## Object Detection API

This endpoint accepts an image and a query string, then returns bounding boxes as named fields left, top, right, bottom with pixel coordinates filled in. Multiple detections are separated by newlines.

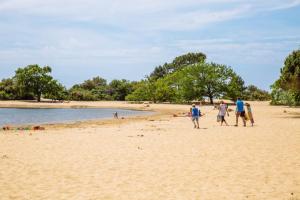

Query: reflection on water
left=0, top=108, right=151, bottom=126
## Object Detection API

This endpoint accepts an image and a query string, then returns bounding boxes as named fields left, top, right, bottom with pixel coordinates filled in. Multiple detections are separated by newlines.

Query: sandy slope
left=0, top=101, right=299, bottom=200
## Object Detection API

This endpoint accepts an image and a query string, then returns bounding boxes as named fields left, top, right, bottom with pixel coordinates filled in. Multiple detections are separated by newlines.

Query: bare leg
left=192, top=119, right=196, bottom=128
left=242, top=117, right=246, bottom=127
left=196, top=119, right=199, bottom=129
left=235, top=113, right=239, bottom=126
left=224, top=120, right=229, bottom=126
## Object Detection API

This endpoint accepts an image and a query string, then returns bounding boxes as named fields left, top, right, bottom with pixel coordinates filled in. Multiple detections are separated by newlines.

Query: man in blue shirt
left=190, top=104, right=201, bottom=129
left=235, top=97, right=246, bottom=127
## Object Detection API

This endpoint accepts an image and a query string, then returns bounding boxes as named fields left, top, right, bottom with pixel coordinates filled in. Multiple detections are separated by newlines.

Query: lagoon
left=0, top=108, right=151, bottom=126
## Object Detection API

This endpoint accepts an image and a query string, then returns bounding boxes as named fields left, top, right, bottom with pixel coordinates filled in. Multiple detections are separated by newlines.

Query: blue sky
left=0, top=0, right=299, bottom=90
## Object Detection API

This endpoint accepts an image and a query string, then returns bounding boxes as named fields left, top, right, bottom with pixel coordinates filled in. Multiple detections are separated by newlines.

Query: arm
left=226, top=107, right=229, bottom=116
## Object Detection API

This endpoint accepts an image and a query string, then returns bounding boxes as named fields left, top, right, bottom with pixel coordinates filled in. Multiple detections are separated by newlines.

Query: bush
left=271, top=88, right=299, bottom=106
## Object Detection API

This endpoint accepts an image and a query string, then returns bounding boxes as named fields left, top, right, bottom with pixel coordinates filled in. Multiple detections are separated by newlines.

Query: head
left=220, top=100, right=224, bottom=104
left=245, top=103, right=250, bottom=107
left=237, top=97, right=241, bottom=101
left=192, top=104, right=195, bottom=107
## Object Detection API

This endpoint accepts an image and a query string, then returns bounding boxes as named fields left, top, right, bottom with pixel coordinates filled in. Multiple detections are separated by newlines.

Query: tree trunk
left=209, top=95, right=214, bottom=104
left=37, top=93, right=41, bottom=102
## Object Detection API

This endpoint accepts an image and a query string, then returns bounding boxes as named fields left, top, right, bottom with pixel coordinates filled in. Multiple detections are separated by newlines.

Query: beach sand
left=0, top=101, right=299, bottom=200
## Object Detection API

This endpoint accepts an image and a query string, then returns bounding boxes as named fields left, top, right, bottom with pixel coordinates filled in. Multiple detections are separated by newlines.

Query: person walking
left=245, top=103, right=254, bottom=126
left=190, top=104, right=200, bottom=129
left=235, top=97, right=246, bottom=127
left=218, top=101, right=229, bottom=126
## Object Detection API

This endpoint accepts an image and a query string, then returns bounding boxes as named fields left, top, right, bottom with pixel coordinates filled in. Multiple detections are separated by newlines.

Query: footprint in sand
left=1, top=155, right=9, bottom=159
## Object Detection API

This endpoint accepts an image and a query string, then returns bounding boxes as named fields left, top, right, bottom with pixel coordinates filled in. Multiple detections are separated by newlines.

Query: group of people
left=190, top=98, right=254, bottom=129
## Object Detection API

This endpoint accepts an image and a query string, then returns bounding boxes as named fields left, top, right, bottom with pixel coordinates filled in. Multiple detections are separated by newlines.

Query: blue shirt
left=192, top=107, right=200, bottom=117
left=236, top=100, right=244, bottom=112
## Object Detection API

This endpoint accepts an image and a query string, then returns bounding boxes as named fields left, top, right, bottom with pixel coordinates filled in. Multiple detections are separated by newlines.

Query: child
left=245, top=103, right=254, bottom=126
left=218, top=101, right=229, bottom=126
left=190, top=104, right=201, bottom=129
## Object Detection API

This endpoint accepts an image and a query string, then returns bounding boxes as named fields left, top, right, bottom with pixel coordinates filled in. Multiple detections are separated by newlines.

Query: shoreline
left=0, top=101, right=184, bottom=130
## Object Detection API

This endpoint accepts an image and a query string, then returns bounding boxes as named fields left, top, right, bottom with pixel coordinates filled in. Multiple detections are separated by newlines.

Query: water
left=0, top=108, right=152, bottom=126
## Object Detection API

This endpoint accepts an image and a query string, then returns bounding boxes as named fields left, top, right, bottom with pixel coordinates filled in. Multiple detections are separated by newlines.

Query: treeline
left=0, top=52, right=271, bottom=103
left=270, top=49, right=300, bottom=106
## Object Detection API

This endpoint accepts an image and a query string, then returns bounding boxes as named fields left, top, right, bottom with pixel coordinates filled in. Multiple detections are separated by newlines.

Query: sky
left=0, top=0, right=300, bottom=90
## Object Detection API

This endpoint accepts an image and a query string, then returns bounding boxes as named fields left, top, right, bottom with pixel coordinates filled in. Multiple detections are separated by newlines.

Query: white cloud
left=0, top=0, right=299, bottom=28
left=0, top=0, right=299, bottom=89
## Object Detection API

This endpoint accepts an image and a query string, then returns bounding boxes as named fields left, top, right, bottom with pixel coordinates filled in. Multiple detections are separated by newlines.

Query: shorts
left=220, top=115, right=225, bottom=122
left=237, top=111, right=245, bottom=117
left=192, top=116, right=199, bottom=121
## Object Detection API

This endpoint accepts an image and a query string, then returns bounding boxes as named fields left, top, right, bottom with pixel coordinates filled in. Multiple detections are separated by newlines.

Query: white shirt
left=219, top=104, right=227, bottom=116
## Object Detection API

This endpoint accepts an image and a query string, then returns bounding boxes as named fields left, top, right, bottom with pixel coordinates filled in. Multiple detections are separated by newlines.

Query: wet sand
left=0, top=101, right=299, bottom=200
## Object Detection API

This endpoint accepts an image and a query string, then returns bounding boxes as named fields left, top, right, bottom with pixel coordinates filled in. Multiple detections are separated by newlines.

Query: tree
left=163, top=69, right=200, bottom=102
left=44, top=80, right=68, bottom=101
left=80, top=76, right=107, bottom=90
left=271, top=49, right=300, bottom=106
left=243, top=85, right=270, bottom=101
left=277, top=49, right=300, bottom=91
left=69, top=76, right=110, bottom=101
left=108, top=79, right=133, bottom=101
left=149, top=64, right=169, bottom=80
left=129, top=61, right=246, bottom=104
left=186, top=62, right=234, bottom=104
left=0, top=78, right=17, bottom=100
left=153, top=78, right=176, bottom=102
left=69, top=88, right=96, bottom=101
left=14, top=65, right=56, bottom=102
left=224, top=73, right=246, bottom=101
left=125, top=80, right=152, bottom=101
left=171, top=52, right=207, bottom=71
left=150, top=52, right=206, bottom=80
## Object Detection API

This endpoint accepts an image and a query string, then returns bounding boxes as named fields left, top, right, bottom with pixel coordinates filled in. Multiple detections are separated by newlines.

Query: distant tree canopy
left=271, top=49, right=300, bottom=106
left=277, top=50, right=300, bottom=91
left=14, top=65, right=52, bottom=102
left=128, top=62, right=247, bottom=104
left=150, top=52, right=206, bottom=80
left=0, top=52, right=271, bottom=103
left=0, top=78, right=19, bottom=100
left=69, top=77, right=133, bottom=101
left=243, top=85, right=271, bottom=101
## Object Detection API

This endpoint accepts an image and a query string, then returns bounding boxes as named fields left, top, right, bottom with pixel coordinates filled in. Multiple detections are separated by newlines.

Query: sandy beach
left=0, top=101, right=299, bottom=200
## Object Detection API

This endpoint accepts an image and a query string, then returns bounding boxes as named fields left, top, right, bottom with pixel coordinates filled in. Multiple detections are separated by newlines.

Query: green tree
left=171, top=52, right=207, bottom=71
left=150, top=52, right=206, bottom=80
left=225, top=73, right=246, bottom=101
left=277, top=49, right=300, bottom=91
left=80, top=76, right=107, bottom=90
left=163, top=69, right=199, bottom=102
left=0, top=78, right=17, bottom=100
left=108, top=79, right=133, bottom=101
left=14, top=65, right=56, bottom=102
left=153, top=78, right=176, bottom=102
left=69, top=76, right=109, bottom=101
left=187, top=62, right=234, bottom=104
left=243, top=85, right=271, bottom=101
left=44, top=80, right=69, bottom=101
left=125, top=80, right=152, bottom=101
left=271, top=49, right=300, bottom=106
left=69, top=88, right=96, bottom=101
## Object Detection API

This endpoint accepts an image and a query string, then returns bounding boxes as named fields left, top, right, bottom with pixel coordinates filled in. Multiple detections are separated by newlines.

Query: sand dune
left=0, top=101, right=299, bottom=200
